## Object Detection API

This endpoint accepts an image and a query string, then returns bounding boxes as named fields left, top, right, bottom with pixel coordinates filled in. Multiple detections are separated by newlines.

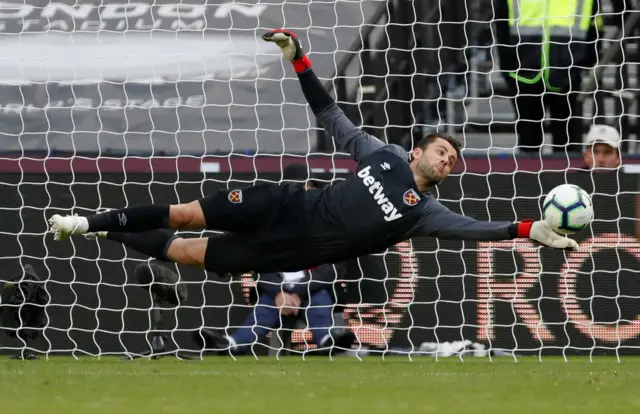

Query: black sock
left=106, top=230, right=177, bottom=262
left=87, top=205, right=170, bottom=233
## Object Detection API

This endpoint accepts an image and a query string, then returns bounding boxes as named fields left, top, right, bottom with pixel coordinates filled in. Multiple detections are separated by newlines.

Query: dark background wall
left=0, top=171, right=637, bottom=356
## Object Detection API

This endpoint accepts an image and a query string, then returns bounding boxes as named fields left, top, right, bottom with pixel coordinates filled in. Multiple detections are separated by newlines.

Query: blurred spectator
left=195, top=262, right=355, bottom=355
left=581, top=124, right=621, bottom=171
left=493, top=0, right=603, bottom=153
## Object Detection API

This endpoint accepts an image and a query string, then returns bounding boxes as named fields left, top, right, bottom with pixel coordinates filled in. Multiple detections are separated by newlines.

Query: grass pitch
left=0, top=356, right=638, bottom=413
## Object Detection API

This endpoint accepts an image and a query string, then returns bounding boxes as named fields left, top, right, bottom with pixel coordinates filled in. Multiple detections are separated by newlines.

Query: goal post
left=0, top=0, right=639, bottom=359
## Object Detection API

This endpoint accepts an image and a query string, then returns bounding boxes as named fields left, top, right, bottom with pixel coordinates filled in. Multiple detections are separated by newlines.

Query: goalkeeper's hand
left=262, top=29, right=312, bottom=72
left=527, top=220, right=578, bottom=249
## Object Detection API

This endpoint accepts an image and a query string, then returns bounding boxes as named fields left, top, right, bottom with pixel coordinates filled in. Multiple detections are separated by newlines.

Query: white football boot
left=48, top=214, right=89, bottom=241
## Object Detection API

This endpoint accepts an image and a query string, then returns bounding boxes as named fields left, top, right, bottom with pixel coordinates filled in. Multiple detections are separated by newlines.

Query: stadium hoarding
left=0, top=0, right=382, bottom=156
left=398, top=170, right=640, bottom=355
left=0, top=170, right=638, bottom=356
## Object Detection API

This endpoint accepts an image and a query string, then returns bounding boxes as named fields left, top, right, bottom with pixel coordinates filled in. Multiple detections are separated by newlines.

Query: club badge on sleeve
left=228, top=190, right=243, bottom=204
left=403, top=189, right=420, bottom=206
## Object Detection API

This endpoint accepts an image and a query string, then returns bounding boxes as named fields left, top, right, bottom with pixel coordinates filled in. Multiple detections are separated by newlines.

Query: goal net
left=0, top=0, right=638, bottom=359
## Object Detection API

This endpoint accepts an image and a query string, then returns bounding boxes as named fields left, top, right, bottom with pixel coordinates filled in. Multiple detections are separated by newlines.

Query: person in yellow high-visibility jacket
left=494, top=0, right=603, bottom=153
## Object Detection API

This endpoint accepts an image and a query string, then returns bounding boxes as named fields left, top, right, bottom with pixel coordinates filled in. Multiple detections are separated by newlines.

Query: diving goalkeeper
left=47, top=29, right=577, bottom=276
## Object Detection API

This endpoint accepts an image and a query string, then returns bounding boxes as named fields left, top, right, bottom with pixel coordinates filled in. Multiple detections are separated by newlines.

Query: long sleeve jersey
left=296, top=70, right=518, bottom=264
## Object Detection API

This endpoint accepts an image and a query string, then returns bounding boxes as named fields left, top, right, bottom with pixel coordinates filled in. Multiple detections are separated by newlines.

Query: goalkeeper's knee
left=106, top=230, right=180, bottom=263
left=164, top=237, right=208, bottom=268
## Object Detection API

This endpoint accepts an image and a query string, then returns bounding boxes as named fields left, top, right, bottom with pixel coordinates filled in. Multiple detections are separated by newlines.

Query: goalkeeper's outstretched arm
left=297, top=69, right=386, bottom=162
left=263, top=29, right=386, bottom=162
left=415, top=196, right=578, bottom=249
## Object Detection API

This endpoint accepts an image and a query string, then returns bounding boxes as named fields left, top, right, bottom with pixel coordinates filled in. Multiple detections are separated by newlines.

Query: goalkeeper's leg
left=49, top=201, right=207, bottom=241
left=96, top=230, right=208, bottom=269
left=92, top=230, right=261, bottom=276
left=49, top=184, right=296, bottom=241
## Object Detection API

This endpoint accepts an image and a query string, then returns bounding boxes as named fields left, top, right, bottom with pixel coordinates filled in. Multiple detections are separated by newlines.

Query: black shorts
left=199, top=183, right=311, bottom=276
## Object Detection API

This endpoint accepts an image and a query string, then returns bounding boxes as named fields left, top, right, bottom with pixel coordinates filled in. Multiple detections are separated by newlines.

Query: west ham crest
left=403, top=189, right=420, bottom=206
left=228, top=190, right=243, bottom=204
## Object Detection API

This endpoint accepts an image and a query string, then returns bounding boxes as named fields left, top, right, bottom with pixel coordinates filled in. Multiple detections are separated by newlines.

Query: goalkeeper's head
left=409, top=133, right=462, bottom=190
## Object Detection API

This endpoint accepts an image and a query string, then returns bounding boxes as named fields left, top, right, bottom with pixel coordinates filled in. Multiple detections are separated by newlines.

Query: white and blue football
left=542, top=184, right=594, bottom=235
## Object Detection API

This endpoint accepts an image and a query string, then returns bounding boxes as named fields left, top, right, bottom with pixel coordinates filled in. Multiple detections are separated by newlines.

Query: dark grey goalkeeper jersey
left=303, top=104, right=516, bottom=263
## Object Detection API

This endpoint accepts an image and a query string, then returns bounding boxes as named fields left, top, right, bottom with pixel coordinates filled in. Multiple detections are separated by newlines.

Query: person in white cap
left=582, top=124, right=621, bottom=171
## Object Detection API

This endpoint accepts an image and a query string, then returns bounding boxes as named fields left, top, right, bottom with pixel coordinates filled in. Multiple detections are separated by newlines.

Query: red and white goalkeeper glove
left=262, top=29, right=312, bottom=73
left=517, top=219, right=578, bottom=249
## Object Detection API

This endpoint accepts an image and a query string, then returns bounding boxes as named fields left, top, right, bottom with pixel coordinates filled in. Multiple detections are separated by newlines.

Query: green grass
left=0, top=356, right=638, bottom=413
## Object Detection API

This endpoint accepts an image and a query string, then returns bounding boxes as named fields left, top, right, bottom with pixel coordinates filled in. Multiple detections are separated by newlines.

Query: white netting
left=0, top=0, right=639, bottom=360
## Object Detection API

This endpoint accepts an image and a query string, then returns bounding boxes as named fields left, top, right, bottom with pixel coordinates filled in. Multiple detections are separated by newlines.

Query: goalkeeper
left=47, top=29, right=577, bottom=276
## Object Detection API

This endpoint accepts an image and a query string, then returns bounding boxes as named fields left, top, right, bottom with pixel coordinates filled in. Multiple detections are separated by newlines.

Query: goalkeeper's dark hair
left=413, top=133, right=462, bottom=160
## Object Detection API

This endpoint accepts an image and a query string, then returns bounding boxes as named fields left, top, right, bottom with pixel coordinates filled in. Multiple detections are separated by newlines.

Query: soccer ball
left=542, top=184, right=594, bottom=235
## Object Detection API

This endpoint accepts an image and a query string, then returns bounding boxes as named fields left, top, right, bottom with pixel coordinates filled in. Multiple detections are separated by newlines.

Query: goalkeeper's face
left=415, top=138, right=458, bottom=186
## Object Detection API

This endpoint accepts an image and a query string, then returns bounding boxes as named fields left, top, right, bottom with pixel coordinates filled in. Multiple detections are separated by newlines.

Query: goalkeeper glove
left=517, top=219, right=578, bottom=249
left=262, top=29, right=312, bottom=73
